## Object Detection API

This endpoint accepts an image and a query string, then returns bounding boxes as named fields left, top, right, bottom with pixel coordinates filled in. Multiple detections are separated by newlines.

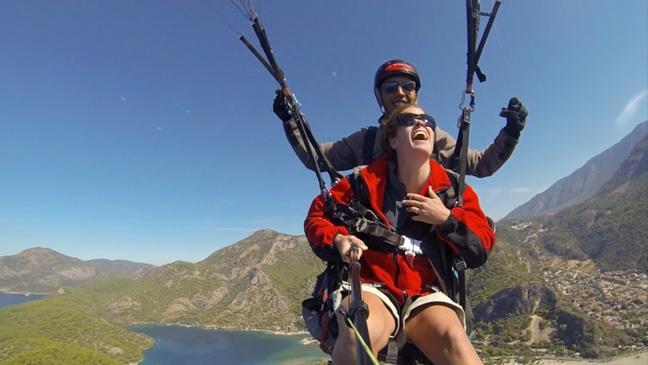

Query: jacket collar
left=359, top=155, right=452, bottom=227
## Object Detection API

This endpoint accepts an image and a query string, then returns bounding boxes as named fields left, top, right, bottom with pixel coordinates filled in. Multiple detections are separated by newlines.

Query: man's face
left=379, top=76, right=419, bottom=114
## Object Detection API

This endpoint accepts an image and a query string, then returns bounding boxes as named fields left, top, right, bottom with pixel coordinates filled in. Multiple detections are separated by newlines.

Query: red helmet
left=374, top=59, right=421, bottom=110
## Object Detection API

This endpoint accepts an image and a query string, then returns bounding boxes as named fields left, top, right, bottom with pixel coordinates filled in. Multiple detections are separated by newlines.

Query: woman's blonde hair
left=380, top=103, right=421, bottom=153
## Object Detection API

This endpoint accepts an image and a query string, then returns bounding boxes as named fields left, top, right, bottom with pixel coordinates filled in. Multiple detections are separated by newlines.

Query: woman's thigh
left=337, top=291, right=397, bottom=352
left=405, top=304, right=471, bottom=357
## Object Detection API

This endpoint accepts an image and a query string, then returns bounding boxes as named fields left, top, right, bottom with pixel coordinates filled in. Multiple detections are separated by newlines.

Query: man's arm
left=274, top=90, right=372, bottom=172
left=434, top=97, right=527, bottom=178
left=282, top=116, right=374, bottom=172
left=434, top=126, right=519, bottom=178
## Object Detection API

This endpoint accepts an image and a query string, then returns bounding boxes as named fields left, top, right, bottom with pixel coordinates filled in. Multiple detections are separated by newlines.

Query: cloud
left=616, top=90, right=648, bottom=126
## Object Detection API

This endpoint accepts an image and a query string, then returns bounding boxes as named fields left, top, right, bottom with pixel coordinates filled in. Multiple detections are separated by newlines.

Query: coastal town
left=543, top=264, right=647, bottom=347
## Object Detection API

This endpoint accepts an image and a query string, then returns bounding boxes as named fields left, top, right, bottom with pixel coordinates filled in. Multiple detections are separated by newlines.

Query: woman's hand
left=403, top=186, right=451, bottom=225
left=334, top=234, right=368, bottom=263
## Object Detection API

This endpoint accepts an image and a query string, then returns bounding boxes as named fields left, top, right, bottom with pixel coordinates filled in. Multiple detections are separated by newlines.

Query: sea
left=0, top=292, right=46, bottom=308
left=131, top=324, right=328, bottom=365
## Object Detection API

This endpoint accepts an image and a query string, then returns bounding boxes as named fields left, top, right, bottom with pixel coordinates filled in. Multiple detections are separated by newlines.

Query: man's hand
left=500, top=97, right=528, bottom=138
left=403, top=187, right=451, bottom=225
left=333, top=234, right=368, bottom=263
left=272, top=89, right=292, bottom=122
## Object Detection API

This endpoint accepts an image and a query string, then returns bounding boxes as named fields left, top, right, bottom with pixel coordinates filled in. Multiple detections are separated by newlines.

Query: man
left=273, top=59, right=527, bottom=176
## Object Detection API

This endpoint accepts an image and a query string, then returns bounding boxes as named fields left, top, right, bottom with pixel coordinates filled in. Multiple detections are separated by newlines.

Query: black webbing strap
left=456, top=109, right=471, bottom=207
left=362, top=126, right=378, bottom=165
left=330, top=202, right=403, bottom=249
left=455, top=0, right=501, bottom=205
left=239, top=14, right=342, bottom=191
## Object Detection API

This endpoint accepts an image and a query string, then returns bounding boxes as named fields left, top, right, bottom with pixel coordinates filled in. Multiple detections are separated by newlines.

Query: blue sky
left=1, top=1, right=646, bottom=265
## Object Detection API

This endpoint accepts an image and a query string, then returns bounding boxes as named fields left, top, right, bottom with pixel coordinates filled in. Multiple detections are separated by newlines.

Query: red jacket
left=304, top=156, right=495, bottom=304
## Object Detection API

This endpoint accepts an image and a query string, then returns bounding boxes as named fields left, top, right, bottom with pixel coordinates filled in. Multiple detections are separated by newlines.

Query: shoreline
left=0, top=290, right=49, bottom=296
left=128, top=322, right=309, bottom=337
left=129, top=323, right=646, bottom=364
left=503, top=351, right=648, bottom=365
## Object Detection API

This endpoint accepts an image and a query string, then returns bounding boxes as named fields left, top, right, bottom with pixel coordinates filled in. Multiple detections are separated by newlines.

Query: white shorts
left=338, top=283, right=466, bottom=338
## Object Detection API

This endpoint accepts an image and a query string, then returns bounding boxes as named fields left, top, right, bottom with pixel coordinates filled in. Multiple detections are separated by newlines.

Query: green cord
left=344, top=316, right=381, bottom=365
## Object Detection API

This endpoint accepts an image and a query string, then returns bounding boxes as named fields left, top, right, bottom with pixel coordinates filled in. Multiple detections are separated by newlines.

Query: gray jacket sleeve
left=282, top=115, right=374, bottom=172
left=434, top=125, right=519, bottom=178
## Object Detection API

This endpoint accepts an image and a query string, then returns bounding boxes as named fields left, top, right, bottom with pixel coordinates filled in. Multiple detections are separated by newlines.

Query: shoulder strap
left=362, top=126, right=378, bottom=165
left=439, top=169, right=460, bottom=210
left=336, top=170, right=403, bottom=249
left=347, top=169, right=369, bottom=207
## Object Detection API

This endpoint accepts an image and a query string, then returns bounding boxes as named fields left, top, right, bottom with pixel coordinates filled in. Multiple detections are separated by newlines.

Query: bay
left=0, top=292, right=46, bottom=308
left=131, top=324, right=328, bottom=365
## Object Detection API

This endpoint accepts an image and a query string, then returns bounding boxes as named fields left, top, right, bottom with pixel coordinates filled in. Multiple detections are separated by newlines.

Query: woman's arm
left=303, top=178, right=355, bottom=261
left=434, top=185, right=495, bottom=268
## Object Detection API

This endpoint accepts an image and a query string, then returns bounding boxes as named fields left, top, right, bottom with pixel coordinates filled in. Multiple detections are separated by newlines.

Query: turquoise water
left=131, top=324, right=328, bottom=365
left=0, top=292, right=45, bottom=308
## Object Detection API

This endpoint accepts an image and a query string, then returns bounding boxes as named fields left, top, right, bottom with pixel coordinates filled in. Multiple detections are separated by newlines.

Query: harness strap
left=362, top=126, right=378, bottom=165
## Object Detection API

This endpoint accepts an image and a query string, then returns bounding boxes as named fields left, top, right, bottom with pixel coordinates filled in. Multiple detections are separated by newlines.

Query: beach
left=533, top=351, right=647, bottom=365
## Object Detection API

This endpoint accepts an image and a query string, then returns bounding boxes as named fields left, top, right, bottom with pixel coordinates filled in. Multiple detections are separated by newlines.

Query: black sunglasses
left=380, top=80, right=417, bottom=94
left=395, top=113, right=436, bottom=129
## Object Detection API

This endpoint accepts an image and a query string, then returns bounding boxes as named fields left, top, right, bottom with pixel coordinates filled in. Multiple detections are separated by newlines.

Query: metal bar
left=239, top=35, right=283, bottom=85
left=349, top=260, right=372, bottom=365
left=474, top=0, right=501, bottom=68
left=465, top=0, right=480, bottom=93
left=251, top=17, right=285, bottom=83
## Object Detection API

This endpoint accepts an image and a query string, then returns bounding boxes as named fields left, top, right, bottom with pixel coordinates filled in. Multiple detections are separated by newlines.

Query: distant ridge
left=505, top=120, right=647, bottom=219
left=0, top=247, right=154, bottom=293
left=536, top=133, right=648, bottom=271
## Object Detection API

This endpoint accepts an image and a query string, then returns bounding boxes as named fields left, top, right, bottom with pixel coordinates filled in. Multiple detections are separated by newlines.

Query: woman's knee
left=364, top=293, right=396, bottom=351
left=407, top=305, right=467, bottom=345
left=438, top=322, right=470, bottom=350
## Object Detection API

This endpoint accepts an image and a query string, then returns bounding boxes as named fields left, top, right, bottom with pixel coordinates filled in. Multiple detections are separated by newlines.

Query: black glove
left=273, top=89, right=293, bottom=123
left=500, top=97, right=528, bottom=138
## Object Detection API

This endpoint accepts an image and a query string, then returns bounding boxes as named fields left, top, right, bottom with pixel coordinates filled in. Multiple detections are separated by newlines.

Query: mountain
left=87, top=259, right=153, bottom=277
left=0, top=248, right=153, bottom=294
left=468, top=134, right=648, bottom=358
left=63, top=229, right=325, bottom=332
left=0, top=230, right=325, bottom=364
left=532, top=135, right=648, bottom=271
left=505, top=120, right=647, bottom=220
left=1, top=224, right=645, bottom=363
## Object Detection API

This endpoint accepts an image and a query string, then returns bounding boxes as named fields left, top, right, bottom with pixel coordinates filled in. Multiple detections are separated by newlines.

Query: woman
left=304, top=104, right=495, bottom=365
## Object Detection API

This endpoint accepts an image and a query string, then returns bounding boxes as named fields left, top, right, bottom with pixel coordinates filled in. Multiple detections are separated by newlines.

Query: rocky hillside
left=0, top=248, right=153, bottom=293
left=88, top=229, right=325, bottom=332
left=505, top=120, right=647, bottom=220
left=528, top=134, right=647, bottom=271
left=2, top=231, right=325, bottom=333
left=471, top=138, right=648, bottom=359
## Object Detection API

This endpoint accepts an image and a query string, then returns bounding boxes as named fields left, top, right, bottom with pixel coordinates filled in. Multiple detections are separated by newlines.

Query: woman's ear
left=389, top=134, right=398, bottom=150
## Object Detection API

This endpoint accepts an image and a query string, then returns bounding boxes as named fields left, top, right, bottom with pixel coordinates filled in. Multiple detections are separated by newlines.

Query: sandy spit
left=533, top=351, right=647, bottom=365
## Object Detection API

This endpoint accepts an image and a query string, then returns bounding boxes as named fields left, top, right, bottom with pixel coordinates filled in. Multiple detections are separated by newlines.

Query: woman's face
left=388, top=106, right=435, bottom=159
